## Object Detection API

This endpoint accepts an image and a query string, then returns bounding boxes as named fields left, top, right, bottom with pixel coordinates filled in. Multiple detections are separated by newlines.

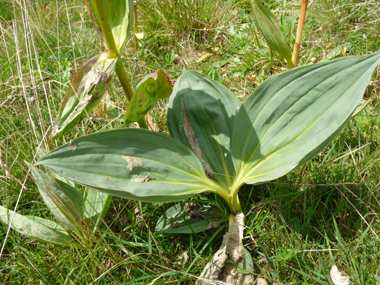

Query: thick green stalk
left=201, top=178, right=239, bottom=214
left=116, top=61, right=134, bottom=101
left=228, top=173, right=246, bottom=214
left=93, top=0, right=118, bottom=58
left=116, top=63, right=149, bottom=129
left=93, top=0, right=148, bottom=129
left=231, top=192, right=242, bottom=214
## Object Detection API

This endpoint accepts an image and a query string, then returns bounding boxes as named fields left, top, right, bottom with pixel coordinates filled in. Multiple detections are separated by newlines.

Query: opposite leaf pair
left=37, top=53, right=380, bottom=219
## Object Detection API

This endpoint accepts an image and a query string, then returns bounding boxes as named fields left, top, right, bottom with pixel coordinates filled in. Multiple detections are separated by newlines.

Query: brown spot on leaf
left=84, top=69, right=102, bottom=94
left=67, top=140, right=77, bottom=151
left=173, top=222, right=185, bottom=228
left=131, top=173, right=150, bottom=183
left=181, top=99, right=214, bottom=178
left=187, top=202, right=206, bottom=222
left=205, top=221, right=221, bottom=230
left=123, top=156, right=144, bottom=172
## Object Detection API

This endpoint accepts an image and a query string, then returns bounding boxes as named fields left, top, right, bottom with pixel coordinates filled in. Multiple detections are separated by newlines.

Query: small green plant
left=0, top=162, right=111, bottom=249
left=251, top=0, right=294, bottom=68
left=251, top=0, right=308, bottom=68
left=35, top=52, right=380, bottom=282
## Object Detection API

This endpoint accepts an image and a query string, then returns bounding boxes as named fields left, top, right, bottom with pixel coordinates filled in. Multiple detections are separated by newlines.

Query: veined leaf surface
left=37, top=129, right=218, bottom=203
left=232, top=53, right=380, bottom=185
left=124, top=70, right=172, bottom=125
left=0, top=206, right=72, bottom=247
left=251, top=0, right=294, bottom=68
left=52, top=52, right=117, bottom=140
left=168, top=70, right=241, bottom=189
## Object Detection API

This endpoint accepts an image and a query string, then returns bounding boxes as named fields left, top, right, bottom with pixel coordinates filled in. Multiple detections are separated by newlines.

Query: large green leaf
left=168, top=70, right=241, bottom=189
left=251, top=0, right=294, bottom=68
left=0, top=206, right=73, bottom=247
left=232, top=53, right=380, bottom=186
left=52, top=52, right=117, bottom=140
left=36, top=129, right=220, bottom=203
left=85, top=0, right=133, bottom=52
left=83, top=188, right=112, bottom=231
left=26, top=162, right=84, bottom=230
left=124, top=70, right=172, bottom=125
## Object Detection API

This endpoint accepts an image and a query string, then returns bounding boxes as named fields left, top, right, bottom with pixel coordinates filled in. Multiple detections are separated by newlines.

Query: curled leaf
left=124, top=70, right=172, bottom=126
left=52, top=52, right=117, bottom=140
left=200, top=212, right=253, bottom=284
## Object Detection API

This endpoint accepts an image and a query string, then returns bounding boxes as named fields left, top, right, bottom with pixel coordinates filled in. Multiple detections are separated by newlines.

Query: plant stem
left=219, top=186, right=241, bottom=214
left=94, top=0, right=147, bottom=130
left=202, top=178, right=239, bottom=213
left=231, top=190, right=242, bottom=214
left=116, top=61, right=134, bottom=102
left=116, top=62, right=149, bottom=129
left=292, top=0, right=308, bottom=67
left=228, top=173, right=246, bottom=214
left=93, top=0, right=118, bottom=58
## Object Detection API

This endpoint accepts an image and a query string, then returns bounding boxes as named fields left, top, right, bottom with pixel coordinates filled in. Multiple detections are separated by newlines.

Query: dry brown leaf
left=146, top=113, right=159, bottom=132
left=200, top=212, right=254, bottom=285
left=256, top=278, right=268, bottom=285
left=330, top=264, right=350, bottom=285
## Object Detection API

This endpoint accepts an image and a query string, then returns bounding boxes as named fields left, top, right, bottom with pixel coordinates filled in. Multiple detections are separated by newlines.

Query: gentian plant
left=35, top=53, right=380, bottom=282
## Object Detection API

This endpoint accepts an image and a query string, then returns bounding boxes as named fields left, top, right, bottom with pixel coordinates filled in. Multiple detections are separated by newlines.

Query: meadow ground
left=1, top=0, right=380, bottom=284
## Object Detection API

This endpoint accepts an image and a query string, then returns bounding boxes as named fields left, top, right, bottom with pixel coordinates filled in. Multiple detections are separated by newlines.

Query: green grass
left=1, top=0, right=380, bottom=284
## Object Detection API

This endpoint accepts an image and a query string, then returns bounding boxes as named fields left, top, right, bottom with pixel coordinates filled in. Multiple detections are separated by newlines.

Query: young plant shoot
left=35, top=52, right=380, bottom=283
left=251, top=0, right=294, bottom=68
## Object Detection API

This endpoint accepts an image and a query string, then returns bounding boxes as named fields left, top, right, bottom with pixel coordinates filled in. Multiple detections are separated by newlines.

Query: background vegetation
left=1, top=0, right=380, bottom=283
